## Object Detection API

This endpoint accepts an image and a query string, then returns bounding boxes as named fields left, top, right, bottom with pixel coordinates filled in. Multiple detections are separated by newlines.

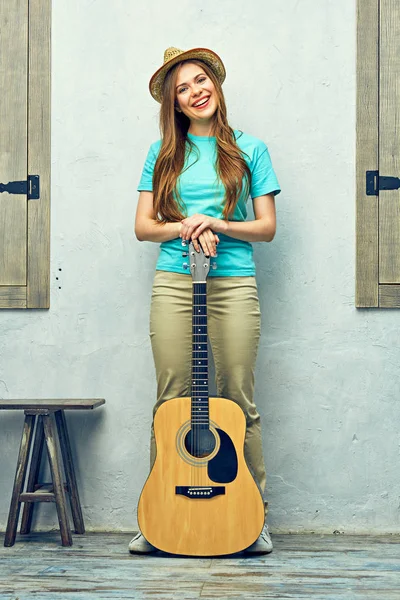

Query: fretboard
left=191, top=282, right=209, bottom=428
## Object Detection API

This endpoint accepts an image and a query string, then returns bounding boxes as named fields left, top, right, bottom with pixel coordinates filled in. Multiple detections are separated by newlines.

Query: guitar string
left=191, top=261, right=209, bottom=489
left=194, top=280, right=196, bottom=488
left=193, top=279, right=195, bottom=489
left=194, top=279, right=196, bottom=488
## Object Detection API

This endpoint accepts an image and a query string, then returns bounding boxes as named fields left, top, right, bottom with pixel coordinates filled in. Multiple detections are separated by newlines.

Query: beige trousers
left=149, top=271, right=268, bottom=517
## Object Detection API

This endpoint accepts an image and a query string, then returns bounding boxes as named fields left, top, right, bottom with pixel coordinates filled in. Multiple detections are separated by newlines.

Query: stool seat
left=0, top=399, right=105, bottom=547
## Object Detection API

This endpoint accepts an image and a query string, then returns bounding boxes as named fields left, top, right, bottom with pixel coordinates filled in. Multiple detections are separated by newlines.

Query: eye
left=197, top=77, right=206, bottom=83
left=178, top=86, right=188, bottom=94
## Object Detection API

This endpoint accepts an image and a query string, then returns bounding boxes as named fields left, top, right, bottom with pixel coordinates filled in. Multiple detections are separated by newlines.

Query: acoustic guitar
left=137, top=242, right=265, bottom=556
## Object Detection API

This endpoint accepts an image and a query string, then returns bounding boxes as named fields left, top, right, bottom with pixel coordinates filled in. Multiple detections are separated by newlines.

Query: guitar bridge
left=175, top=486, right=225, bottom=499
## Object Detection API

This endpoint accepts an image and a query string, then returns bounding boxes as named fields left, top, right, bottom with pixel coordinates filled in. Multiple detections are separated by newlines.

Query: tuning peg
left=182, top=252, right=188, bottom=257
left=183, top=262, right=189, bottom=270
left=211, top=262, right=217, bottom=270
left=181, top=240, right=187, bottom=247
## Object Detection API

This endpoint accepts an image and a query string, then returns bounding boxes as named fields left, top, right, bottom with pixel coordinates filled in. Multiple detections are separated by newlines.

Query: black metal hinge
left=0, top=175, right=40, bottom=200
left=366, top=170, right=400, bottom=196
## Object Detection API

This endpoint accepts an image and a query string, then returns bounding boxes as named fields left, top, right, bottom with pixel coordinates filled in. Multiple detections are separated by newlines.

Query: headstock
left=182, top=241, right=210, bottom=282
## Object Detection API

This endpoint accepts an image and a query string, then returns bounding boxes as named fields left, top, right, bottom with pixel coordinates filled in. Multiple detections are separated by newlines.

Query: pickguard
left=207, top=428, right=238, bottom=483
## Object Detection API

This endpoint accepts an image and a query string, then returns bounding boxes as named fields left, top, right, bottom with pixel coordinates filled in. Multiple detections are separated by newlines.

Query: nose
left=192, top=83, right=203, bottom=96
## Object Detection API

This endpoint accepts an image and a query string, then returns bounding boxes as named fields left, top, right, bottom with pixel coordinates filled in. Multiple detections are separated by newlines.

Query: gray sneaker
left=244, top=524, right=273, bottom=555
left=128, top=532, right=157, bottom=554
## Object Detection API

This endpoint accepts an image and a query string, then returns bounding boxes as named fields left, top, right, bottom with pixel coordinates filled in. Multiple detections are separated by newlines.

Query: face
left=175, top=62, right=218, bottom=124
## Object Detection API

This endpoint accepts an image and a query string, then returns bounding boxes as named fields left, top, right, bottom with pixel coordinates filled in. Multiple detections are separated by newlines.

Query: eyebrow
left=176, top=73, right=205, bottom=90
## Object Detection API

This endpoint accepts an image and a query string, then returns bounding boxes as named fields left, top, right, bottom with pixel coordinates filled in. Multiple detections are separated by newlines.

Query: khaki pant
left=149, top=271, right=268, bottom=517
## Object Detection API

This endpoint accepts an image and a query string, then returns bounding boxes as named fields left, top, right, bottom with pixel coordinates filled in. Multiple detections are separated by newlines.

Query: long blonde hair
left=152, top=59, right=251, bottom=223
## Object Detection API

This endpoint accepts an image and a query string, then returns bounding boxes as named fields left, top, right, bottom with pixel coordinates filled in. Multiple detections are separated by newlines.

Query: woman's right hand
left=191, top=228, right=219, bottom=257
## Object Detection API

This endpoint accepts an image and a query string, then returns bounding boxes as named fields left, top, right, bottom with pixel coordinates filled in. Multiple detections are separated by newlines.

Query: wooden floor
left=0, top=532, right=399, bottom=599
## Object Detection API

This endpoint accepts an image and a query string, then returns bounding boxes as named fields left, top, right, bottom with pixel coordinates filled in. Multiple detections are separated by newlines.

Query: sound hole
left=184, top=428, right=216, bottom=458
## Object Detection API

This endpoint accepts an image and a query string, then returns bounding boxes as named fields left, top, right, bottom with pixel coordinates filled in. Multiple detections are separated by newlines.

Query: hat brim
left=149, top=47, right=226, bottom=103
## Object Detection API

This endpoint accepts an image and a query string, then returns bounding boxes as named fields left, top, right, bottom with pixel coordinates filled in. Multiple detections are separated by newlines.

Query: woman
left=130, top=47, right=281, bottom=555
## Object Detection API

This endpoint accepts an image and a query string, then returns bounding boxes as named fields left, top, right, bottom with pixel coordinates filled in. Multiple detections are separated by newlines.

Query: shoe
left=128, top=532, right=157, bottom=554
left=244, top=524, right=273, bottom=555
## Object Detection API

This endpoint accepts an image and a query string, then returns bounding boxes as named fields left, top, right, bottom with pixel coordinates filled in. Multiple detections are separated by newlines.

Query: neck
left=191, top=281, right=209, bottom=428
left=188, top=120, right=215, bottom=137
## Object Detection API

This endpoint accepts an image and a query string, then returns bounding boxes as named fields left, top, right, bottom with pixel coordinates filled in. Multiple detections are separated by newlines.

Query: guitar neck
left=191, top=281, right=209, bottom=428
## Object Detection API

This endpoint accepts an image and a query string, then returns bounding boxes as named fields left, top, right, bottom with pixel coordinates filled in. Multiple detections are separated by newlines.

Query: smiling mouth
left=192, top=96, right=210, bottom=109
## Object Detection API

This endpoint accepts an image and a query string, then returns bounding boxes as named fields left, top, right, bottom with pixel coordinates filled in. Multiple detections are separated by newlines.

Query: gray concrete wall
left=1, top=0, right=398, bottom=535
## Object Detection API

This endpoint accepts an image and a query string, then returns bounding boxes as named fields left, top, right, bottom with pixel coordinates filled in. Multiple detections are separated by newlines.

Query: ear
left=174, top=103, right=182, bottom=113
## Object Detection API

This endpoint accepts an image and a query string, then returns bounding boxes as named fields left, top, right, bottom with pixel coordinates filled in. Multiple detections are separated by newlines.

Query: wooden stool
left=0, top=399, right=105, bottom=547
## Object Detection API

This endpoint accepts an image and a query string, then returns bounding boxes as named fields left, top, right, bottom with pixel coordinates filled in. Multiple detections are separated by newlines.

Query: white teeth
left=193, top=97, right=209, bottom=107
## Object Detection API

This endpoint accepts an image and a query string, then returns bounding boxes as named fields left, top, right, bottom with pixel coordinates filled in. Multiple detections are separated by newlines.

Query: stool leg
left=43, top=413, right=72, bottom=546
left=54, top=410, right=85, bottom=534
left=4, top=414, right=36, bottom=547
left=20, top=416, right=45, bottom=534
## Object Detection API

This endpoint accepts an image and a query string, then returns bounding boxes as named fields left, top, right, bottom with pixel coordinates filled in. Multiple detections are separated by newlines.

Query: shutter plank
left=0, top=0, right=28, bottom=287
left=379, top=0, right=400, bottom=283
left=27, top=0, right=51, bottom=308
left=0, top=287, right=27, bottom=308
left=379, top=285, right=400, bottom=308
left=356, top=0, right=379, bottom=307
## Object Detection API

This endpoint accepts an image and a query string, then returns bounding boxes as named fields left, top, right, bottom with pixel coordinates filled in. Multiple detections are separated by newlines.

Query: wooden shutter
left=356, top=0, right=400, bottom=307
left=0, top=0, right=50, bottom=309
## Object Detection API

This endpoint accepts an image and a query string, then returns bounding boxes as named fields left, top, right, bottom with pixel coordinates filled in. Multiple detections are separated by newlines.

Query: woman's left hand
left=180, top=214, right=228, bottom=241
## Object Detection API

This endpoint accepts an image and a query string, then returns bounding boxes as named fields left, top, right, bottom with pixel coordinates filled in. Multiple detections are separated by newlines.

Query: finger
left=199, top=233, right=212, bottom=257
left=192, top=220, right=213, bottom=242
left=206, top=230, right=217, bottom=256
left=197, top=233, right=207, bottom=256
left=192, top=238, right=200, bottom=252
left=185, top=224, right=199, bottom=241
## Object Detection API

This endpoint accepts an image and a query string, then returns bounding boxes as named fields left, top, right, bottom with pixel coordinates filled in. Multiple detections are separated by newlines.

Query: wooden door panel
left=379, top=0, right=400, bottom=283
left=0, top=0, right=28, bottom=286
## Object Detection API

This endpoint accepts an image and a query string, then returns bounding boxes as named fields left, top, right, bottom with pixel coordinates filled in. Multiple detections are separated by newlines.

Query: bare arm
left=135, top=191, right=181, bottom=242
left=180, top=193, right=277, bottom=243
left=224, top=193, right=277, bottom=242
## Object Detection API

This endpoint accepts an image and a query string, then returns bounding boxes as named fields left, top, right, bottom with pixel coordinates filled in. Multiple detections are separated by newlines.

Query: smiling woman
left=130, top=46, right=281, bottom=556
left=175, top=65, right=218, bottom=126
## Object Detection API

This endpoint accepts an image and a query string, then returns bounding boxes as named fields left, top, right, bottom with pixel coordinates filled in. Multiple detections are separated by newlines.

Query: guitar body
left=138, top=396, right=265, bottom=556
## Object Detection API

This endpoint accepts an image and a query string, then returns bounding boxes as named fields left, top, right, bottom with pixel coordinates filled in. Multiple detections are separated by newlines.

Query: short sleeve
left=137, top=142, right=160, bottom=192
left=250, top=143, right=281, bottom=199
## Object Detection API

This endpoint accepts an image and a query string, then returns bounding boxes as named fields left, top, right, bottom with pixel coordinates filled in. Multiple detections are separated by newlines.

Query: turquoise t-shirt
left=137, top=130, right=281, bottom=276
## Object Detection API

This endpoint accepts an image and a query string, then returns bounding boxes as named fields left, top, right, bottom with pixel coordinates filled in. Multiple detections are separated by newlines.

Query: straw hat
left=149, top=46, right=226, bottom=103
